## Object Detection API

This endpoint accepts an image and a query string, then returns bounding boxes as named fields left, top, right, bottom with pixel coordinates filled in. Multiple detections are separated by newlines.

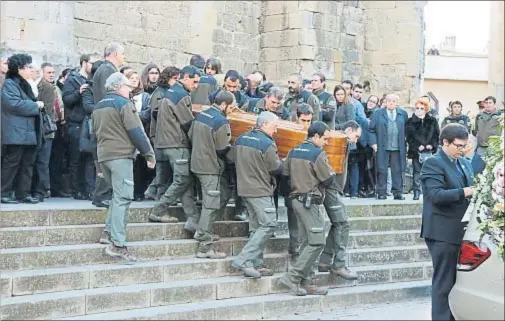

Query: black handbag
left=79, top=115, right=96, bottom=153
left=41, top=108, right=57, bottom=136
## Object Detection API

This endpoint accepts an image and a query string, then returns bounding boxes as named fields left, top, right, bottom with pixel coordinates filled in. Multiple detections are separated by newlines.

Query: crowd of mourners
left=0, top=42, right=503, bottom=295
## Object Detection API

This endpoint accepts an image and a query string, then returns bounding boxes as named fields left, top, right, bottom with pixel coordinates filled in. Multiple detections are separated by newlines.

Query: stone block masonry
left=0, top=1, right=425, bottom=105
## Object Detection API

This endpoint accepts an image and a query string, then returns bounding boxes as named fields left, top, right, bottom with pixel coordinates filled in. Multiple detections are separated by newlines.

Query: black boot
left=413, top=190, right=420, bottom=200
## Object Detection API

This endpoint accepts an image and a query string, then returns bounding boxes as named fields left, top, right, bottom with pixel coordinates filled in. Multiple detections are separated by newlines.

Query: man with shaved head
left=283, top=73, right=321, bottom=123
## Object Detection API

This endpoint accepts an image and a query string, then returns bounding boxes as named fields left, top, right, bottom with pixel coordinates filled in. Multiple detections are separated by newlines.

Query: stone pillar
left=361, top=1, right=426, bottom=105
left=0, top=1, right=75, bottom=68
left=488, top=1, right=504, bottom=105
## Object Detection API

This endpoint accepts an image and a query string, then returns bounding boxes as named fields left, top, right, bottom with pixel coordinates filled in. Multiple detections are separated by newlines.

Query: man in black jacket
left=420, top=123, right=474, bottom=321
left=90, top=42, right=125, bottom=207
left=62, top=54, right=96, bottom=200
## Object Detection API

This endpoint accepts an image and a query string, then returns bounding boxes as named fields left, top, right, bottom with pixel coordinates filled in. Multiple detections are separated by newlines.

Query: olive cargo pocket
left=308, top=226, right=325, bottom=245
left=174, top=158, right=190, bottom=176
left=308, top=206, right=325, bottom=245
left=203, top=190, right=221, bottom=210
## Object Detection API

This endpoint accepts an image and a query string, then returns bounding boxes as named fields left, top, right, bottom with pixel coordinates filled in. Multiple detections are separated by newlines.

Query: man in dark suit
left=420, top=123, right=474, bottom=321
left=369, top=93, right=408, bottom=200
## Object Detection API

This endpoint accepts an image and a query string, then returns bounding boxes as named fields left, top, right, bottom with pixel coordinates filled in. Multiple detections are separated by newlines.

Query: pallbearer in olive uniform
left=148, top=66, right=199, bottom=230
left=231, top=111, right=283, bottom=278
left=283, top=73, right=321, bottom=123
left=279, top=121, right=335, bottom=296
left=210, top=70, right=249, bottom=110
left=145, top=66, right=180, bottom=201
left=209, top=70, right=250, bottom=221
left=189, top=91, right=236, bottom=259
left=318, top=120, right=361, bottom=280
left=190, top=73, right=219, bottom=105
left=295, top=103, right=314, bottom=128
left=246, top=87, right=290, bottom=120
left=311, top=72, right=337, bottom=129
left=281, top=102, right=317, bottom=259
left=92, top=72, right=155, bottom=262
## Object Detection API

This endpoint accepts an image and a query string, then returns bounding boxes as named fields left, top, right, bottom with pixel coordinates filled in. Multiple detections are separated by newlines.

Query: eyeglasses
left=415, top=107, right=425, bottom=111
left=451, top=142, right=467, bottom=150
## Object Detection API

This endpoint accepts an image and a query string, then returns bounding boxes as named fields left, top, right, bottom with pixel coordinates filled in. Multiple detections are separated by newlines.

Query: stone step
left=1, top=264, right=432, bottom=320
left=0, top=202, right=422, bottom=228
left=54, top=280, right=431, bottom=320
left=0, top=235, right=429, bottom=271
left=0, top=215, right=422, bottom=248
left=1, top=250, right=433, bottom=298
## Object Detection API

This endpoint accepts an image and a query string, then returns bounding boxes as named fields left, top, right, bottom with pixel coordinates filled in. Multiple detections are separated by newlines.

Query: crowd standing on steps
left=1, top=43, right=503, bottom=296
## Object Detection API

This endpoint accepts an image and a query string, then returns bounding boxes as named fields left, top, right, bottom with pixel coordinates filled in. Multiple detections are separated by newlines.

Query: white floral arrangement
left=473, top=116, right=504, bottom=260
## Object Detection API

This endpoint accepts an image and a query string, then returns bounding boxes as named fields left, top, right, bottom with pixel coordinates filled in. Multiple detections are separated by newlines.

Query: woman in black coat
left=406, top=98, right=440, bottom=200
left=1, top=54, right=44, bottom=204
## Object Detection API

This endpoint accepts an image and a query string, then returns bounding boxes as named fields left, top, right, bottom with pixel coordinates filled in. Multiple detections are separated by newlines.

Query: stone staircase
left=0, top=199, right=431, bottom=320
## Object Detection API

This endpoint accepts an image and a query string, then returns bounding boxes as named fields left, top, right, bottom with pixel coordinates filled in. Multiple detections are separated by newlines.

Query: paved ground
left=0, top=195, right=422, bottom=211
left=267, top=298, right=431, bottom=320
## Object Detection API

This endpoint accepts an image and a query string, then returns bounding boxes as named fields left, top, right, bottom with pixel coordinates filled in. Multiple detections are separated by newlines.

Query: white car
left=449, top=205, right=505, bottom=320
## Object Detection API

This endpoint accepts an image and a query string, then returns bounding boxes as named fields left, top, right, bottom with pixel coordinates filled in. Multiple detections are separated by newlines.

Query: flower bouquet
left=471, top=115, right=504, bottom=260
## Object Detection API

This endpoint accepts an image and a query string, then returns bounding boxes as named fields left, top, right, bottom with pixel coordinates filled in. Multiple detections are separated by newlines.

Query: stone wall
left=361, top=1, right=426, bottom=105
left=0, top=1, right=75, bottom=66
left=0, top=0, right=425, bottom=104
left=488, top=1, right=504, bottom=105
left=1, top=1, right=262, bottom=73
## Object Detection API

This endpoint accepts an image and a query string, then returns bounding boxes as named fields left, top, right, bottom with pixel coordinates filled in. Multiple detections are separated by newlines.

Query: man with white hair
left=92, top=72, right=155, bottom=262
left=28, top=61, right=41, bottom=98
left=231, top=111, right=283, bottom=278
left=245, top=72, right=265, bottom=99
left=246, top=86, right=290, bottom=120
left=0, top=52, right=10, bottom=89
left=369, top=93, right=408, bottom=200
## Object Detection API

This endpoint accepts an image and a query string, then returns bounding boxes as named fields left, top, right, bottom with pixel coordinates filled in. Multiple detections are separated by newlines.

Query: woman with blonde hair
left=406, top=97, right=440, bottom=200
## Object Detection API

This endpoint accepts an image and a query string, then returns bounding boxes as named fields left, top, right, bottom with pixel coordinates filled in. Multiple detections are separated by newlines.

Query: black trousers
left=1, top=144, right=37, bottom=198
left=67, top=124, right=85, bottom=194
left=93, top=160, right=112, bottom=201
left=412, top=157, right=423, bottom=193
left=133, top=154, right=155, bottom=198
left=68, top=123, right=96, bottom=196
left=31, top=138, right=53, bottom=196
left=377, top=150, right=403, bottom=196
left=425, top=238, right=460, bottom=321
left=50, top=122, right=71, bottom=195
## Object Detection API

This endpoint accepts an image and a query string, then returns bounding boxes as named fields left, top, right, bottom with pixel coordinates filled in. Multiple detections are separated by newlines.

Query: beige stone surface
left=488, top=1, right=504, bottom=104
left=0, top=0, right=424, bottom=103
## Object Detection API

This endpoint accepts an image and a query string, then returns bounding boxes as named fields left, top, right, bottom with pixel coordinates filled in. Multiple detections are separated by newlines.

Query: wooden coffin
left=192, top=104, right=347, bottom=173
